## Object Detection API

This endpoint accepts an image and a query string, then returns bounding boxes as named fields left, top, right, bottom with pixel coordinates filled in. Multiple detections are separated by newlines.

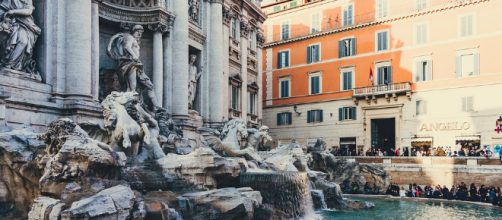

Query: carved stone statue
left=0, top=0, right=41, bottom=79
left=198, top=119, right=272, bottom=162
left=107, top=25, right=159, bottom=110
left=188, top=54, right=201, bottom=110
left=188, top=0, right=200, bottom=24
left=81, top=91, right=166, bottom=161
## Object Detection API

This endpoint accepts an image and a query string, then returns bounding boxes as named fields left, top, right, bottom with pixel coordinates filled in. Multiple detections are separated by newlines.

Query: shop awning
left=455, top=135, right=481, bottom=141
left=411, top=137, right=433, bottom=143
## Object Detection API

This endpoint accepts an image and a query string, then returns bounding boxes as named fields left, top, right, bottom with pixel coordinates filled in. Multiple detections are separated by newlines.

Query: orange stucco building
left=261, top=0, right=502, bottom=156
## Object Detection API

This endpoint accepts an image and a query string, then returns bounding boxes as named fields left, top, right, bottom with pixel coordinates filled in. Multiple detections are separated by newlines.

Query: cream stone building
left=0, top=0, right=266, bottom=131
left=261, top=0, right=502, bottom=154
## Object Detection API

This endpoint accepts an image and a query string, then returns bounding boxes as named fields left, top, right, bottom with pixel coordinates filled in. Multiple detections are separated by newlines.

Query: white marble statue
left=107, top=25, right=159, bottom=110
left=0, top=0, right=41, bottom=77
left=188, top=54, right=201, bottom=110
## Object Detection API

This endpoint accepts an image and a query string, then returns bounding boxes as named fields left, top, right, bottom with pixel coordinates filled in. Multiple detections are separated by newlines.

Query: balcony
left=353, top=82, right=412, bottom=103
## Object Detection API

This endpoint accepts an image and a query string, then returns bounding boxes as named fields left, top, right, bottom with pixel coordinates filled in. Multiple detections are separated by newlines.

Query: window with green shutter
left=339, top=107, right=357, bottom=121
left=277, top=112, right=293, bottom=125
left=307, top=44, right=320, bottom=64
left=307, top=110, right=323, bottom=123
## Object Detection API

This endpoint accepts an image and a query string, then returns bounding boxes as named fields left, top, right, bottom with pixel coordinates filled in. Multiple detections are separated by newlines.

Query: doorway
left=371, top=118, right=396, bottom=155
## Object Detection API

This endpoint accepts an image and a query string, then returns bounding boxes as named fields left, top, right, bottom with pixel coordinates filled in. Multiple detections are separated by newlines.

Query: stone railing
left=336, top=156, right=502, bottom=166
left=353, top=82, right=411, bottom=97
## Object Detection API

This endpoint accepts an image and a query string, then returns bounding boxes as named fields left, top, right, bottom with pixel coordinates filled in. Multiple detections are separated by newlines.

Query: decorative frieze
left=99, top=0, right=175, bottom=34
left=103, top=0, right=162, bottom=8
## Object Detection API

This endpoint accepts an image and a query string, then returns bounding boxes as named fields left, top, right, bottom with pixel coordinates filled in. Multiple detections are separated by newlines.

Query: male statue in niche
left=107, top=24, right=159, bottom=110
left=188, top=54, right=201, bottom=110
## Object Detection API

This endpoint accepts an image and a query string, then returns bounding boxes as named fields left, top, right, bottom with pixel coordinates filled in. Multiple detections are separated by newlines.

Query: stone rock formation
left=310, top=151, right=390, bottom=194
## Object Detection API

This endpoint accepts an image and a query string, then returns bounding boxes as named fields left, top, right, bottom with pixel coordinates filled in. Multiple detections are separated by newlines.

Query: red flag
left=369, top=67, right=374, bottom=85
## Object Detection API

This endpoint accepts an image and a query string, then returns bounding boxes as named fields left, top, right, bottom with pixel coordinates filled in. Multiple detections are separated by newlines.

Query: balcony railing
left=353, top=82, right=411, bottom=97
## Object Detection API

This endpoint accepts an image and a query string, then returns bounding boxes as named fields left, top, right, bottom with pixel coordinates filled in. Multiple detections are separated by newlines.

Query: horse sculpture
left=83, top=91, right=165, bottom=161
left=199, top=119, right=270, bottom=162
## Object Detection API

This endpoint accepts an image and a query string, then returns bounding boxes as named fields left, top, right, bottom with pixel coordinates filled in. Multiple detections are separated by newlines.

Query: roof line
left=264, top=0, right=489, bottom=48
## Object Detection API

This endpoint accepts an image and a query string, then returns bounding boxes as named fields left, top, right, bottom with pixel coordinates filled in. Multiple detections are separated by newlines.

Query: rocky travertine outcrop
left=157, top=147, right=246, bottom=189
left=0, top=128, right=45, bottom=217
left=60, top=185, right=135, bottom=219
left=310, top=151, right=390, bottom=193
left=176, top=187, right=262, bottom=220
left=28, top=197, right=65, bottom=220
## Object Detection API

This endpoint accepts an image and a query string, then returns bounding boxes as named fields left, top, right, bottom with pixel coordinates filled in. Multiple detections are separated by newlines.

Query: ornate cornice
left=207, top=0, right=223, bottom=4
left=256, top=30, right=265, bottom=48
left=98, top=1, right=175, bottom=34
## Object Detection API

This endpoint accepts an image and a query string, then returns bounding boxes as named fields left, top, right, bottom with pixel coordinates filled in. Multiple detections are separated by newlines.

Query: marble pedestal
left=0, top=69, right=102, bottom=131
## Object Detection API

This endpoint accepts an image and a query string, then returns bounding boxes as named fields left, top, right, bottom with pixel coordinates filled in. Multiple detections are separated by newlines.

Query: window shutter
left=277, top=53, right=282, bottom=69
left=338, top=40, right=344, bottom=58
left=348, top=71, right=353, bottom=89
left=288, top=112, right=292, bottom=124
left=377, top=67, right=383, bottom=85
left=351, top=38, right=357, bottom=55
left=338, top=108, right=343, bottom=121
left=315, top=45, right=320, bottom=62
left=319, top=110, right=323, bottom=122
left=307, top=46, right=312, bottom=64
left=455, top=55, right=462, bottom=78
left=352, top=107, right=357, bottom=120
left=286, top=51, right=290, bottom=67
left=427, top=60, right=433, bottom=81
left=307, top=110, right=312, bottom=123
left=388, top=66, right=393, bottom=84
left=383, top=32, right=388, bottom=50
left=474, top=53, right=480, bottom=76
left=277, top=113, right=281, bottom=125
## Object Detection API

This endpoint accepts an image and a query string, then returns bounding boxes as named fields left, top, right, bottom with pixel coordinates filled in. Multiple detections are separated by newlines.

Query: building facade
left=261, top=0, right=502, bottom=154
left=0, top=0, right=266, bottom=131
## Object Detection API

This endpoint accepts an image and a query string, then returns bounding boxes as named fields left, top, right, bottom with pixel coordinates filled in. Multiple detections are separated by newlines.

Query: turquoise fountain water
left=321, top=197, right=502, bottom=220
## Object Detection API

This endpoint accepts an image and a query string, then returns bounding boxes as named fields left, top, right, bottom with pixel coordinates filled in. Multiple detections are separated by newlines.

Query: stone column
left=208, top=0, right=224, bottom=126
left=171, top=0, right=189, bottom=119
left=91, top=1, right=100, bottom=100
left=163, top=34, right=173, bottom=112
left=152, top=31, right=164, bottom=107
left=64, top=0, right=92, bottom=100
left=240, top=23, right=249, bottom=122
left=257, top=44, right=263, bottom=121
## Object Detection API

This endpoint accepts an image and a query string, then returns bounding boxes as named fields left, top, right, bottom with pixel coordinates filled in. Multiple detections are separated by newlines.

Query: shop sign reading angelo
left=419, top=121, right=471, bottom=132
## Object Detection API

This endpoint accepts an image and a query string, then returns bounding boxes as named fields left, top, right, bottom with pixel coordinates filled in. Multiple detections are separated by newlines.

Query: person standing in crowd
left=395, top=147, right=401, bottom=157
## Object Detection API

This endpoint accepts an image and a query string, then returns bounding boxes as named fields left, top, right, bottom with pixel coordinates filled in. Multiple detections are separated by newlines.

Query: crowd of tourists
left=342, top=180, right=502, bottom=207
left=403, top=182, right=502, bottom=206
left=361, top=145, right=502, bottom=160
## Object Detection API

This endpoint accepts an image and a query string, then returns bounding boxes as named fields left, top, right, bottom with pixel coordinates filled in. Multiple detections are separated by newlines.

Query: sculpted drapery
left=0, top=0, right=41, bottom=77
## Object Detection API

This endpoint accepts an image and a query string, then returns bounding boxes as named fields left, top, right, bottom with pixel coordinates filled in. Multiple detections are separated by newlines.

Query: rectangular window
left=281, top=22, right=290, bottom=40
left=248, top=31, right=257, bottom=51
left=456, top=51, right=479, bottom=77
left=307, top=110, right=323, bottom=123
left=277, top=112, right=293, bottom=126
left=311, top=13, right=320, bottom=33
left=415, top=23, right=428, bottom=45
left=461, top=96, right=474, bottom=112
left=416, top=0, right=429, bottom=11
left=248, top=92, right=257, bottom=115
left=231, top=86, right=240, bottom=110
left=376, top=31, right=389, bottom=51
left=339, top=38, right=356, bottom=58
left=290, top=0, right=297, bottom=7
left=459, top=14, right=474, bottom=37
left=273, top=5, right=281, bottom=12
left=309, top=72, right=322, bottom=95
left=416, top=100, right=427, bottom=115
left=340, top=68, right=354, bottom=91
left=338, top=107, right=357, bottom=121
left=307, top=44, right=321, bottom=64
left=279, top=77, right=290, bottom=98
left=376, top=65, right=392, bottom=85
left=376, top=0, right=388, bottom=19
left=277, top=51, right=290, bottom=69
left=343, top=4, right=354, bottom=26
left=414, top=59, right=432, bottom=82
